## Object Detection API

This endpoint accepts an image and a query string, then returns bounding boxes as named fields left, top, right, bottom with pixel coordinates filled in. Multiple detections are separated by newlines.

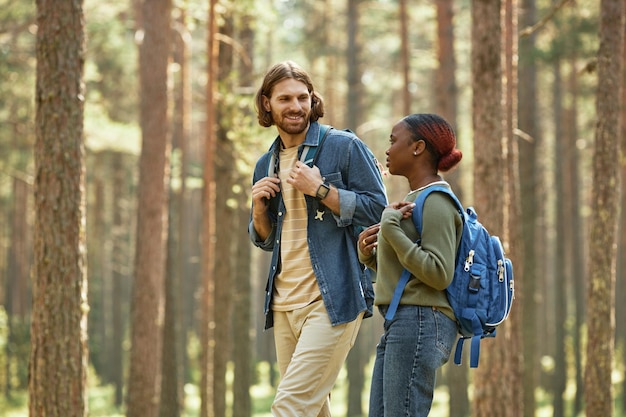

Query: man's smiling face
left=263, top=78, right=312, bottom=136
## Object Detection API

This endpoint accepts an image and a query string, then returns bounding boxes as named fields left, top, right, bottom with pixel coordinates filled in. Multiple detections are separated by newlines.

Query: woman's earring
left=413, top=151, right=417, bottom=156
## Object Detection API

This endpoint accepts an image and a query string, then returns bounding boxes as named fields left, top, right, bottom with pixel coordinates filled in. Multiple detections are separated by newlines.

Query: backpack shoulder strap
left=268, top=125, right=331, bottom=177
left=301, top=124, right=331, bottom=166
left=384, top=184, right=463, bottom=321
left=412, top=185, right=464, bottom=235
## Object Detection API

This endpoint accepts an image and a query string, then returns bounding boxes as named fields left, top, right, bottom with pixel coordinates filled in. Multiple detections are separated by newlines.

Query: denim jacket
left=249, top=122, right=388, bottom=329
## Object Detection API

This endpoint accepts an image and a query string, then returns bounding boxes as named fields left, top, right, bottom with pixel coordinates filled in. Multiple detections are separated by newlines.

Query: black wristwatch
left=316, top=182, right=331, bottom=200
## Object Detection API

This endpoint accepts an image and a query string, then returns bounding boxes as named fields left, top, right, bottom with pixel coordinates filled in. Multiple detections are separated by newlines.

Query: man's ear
left=262, top=95, right=271, bottom=112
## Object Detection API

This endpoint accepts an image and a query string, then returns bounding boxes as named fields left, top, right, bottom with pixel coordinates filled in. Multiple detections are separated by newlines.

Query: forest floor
left=1, top=363, right=623, bottom=416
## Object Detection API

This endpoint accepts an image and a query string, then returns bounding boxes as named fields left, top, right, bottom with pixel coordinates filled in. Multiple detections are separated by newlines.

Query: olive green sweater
left=360, top=185, right=463, bottom=321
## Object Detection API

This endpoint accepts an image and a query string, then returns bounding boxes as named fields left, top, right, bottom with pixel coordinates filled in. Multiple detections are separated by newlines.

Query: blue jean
left=369, top=305, right=458, bottom=417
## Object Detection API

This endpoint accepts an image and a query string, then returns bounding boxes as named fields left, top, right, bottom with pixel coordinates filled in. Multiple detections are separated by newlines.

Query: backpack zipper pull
left=497, top=259, right=504, bottom=282
left=464, top=250, right=475, bottom=272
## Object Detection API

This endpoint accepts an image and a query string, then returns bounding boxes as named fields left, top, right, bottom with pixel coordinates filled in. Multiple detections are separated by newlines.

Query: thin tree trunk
left=213, top=11, right=235, bottom=415
left=345, top=1, right=368, bottom=415
left=502, top=1, right=524, bottom=416
left=433, top=1, right=468, bottom=415
left=161, top=185, right=181, bottom=417
left=584, top=1, right=624, bottom=416
left=232, top=186, right=253, bottom=417
left=127, top=0, right=172, bottom=416
left=30, top=0, right=87, bottom=415
left=200, top=0, right=219, bottom=415
left=518, top=0, right=540, bottom=414
left=564, top=28, right=585, bottom=415
left=232, top=12, right=255, bottom=417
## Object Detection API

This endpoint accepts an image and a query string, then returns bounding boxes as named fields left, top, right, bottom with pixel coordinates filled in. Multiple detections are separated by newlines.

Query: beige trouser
left=271, top=299, right=364, bottom=417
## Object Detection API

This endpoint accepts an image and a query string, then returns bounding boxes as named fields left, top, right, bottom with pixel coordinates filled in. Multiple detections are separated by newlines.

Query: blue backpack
left=386, top=185, right=515, bottom=368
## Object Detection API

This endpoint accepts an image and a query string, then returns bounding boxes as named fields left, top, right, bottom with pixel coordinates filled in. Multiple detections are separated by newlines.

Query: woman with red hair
left=358, top=114, right=463, bottom=417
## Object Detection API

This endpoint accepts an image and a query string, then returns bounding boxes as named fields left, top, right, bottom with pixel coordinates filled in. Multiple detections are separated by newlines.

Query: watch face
left=317, top=183, right=330, bottom=199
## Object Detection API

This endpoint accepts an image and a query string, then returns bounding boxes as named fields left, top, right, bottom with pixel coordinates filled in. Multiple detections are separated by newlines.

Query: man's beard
left=275, top=111, right=309, bottom=135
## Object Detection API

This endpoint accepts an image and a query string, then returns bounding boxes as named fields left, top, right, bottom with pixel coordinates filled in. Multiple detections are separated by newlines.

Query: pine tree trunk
left=232, top=13, right=255, bottom=417
left=584, top=1, right=624, bottom=416
left=30, top=1, right=87, bottom=415
left=200, top=1, right=219, bottom=415
left=502, top=1, right=524, bottom=415
left=126, top=0, right=172, bottom=416
left=518, top=0, right=540, bottom=414
left=470, top=1, right=507, bottom=415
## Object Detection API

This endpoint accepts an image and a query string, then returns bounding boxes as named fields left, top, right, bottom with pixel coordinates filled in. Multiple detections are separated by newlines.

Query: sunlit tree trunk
left=231, top=10, right=255, bottom=417
left=502, top=1, right=524, bottom=416
left=212, top=9, right=236, bottom=417
left=584, top=1, right=624, bottom=416
left=470, top=1, right=507, bottom=415
left=433, top=1, right=469, bottom=415
left=344, top=1, right=369, bottom=415
left=159, top=4, right=192, bottom=415
left=126, top=0, right=172, bottom=416
left=200, top=0, right=219, bottom=415
left=30, top=1, right=87, bottom=415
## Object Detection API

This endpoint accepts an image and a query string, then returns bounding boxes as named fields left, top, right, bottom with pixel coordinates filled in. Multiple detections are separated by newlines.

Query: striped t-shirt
left=272, top=146, right=321, bottom=311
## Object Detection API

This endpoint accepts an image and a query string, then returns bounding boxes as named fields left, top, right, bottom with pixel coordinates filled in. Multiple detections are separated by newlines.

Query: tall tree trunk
left=470, top=1, right=506, bottom=415
left=213, top=10, right=235, bottom=417
left=161, top=184, right=181, bottom=417
left=433, top=2, right=469, bottom=415
left=345, top=1, right=368, bottom=415
left=200, top=0, right=219, bottom=415
left=518, top=0, right=540, bottom=414
left=564, top=20, right=585, bottom=415
left=232, top=184, right=253, bottom=417
left=232, top=11, right=255, bottom=417
left=584, top=1, right=624, bottom=416
left=127, top=0, right=172, bottom=416
left=159, top=4, right=191, bottom=415
left=30, top=1, right=87, bottom=415
left=502, top=1, right=524, bottom=416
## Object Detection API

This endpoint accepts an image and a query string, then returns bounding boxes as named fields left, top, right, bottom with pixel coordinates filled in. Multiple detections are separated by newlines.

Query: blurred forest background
left=1, top=0, right=625, bottom=416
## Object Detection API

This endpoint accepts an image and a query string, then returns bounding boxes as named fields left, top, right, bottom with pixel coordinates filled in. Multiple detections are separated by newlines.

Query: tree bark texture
left=470, top=0, right=508, bottom=416
left=126, top=0, right=172, bottom=416
left=502, top=1, right=524, bottom=416
left=30, top=1, right=87, bottom=416
left=584, top=0, right=624, bottom=416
